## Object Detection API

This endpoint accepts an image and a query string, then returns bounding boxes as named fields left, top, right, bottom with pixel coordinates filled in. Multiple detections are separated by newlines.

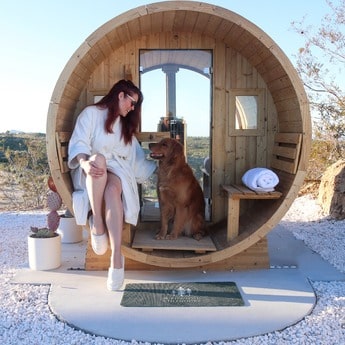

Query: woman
left=68, top=79, right=156, bottom=291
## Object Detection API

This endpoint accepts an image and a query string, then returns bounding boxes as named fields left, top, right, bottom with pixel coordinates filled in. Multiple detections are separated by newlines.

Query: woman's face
left=118, top=91, right=138, bottom=117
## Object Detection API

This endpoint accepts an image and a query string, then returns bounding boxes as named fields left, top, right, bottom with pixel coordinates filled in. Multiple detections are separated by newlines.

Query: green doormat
left=120, top=282, right=244, bottom=307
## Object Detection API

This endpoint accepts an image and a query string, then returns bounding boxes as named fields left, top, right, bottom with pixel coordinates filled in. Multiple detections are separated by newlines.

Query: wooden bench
left=222, top=132, right=302, bottom=241
left=222, top=184, right=282, bottom=241
left=56, top=131, right=71, bottom=174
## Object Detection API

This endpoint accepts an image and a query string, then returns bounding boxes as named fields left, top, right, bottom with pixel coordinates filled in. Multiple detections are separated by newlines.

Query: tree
left=292, top=0, right=345, bottom=175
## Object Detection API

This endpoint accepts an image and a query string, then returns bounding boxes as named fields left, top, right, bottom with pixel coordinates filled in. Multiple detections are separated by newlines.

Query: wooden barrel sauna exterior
left=46, top=1, right=311, bottom=270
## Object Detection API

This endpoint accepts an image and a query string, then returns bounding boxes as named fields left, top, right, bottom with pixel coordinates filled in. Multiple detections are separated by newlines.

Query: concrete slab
left=268, top=224, right=345, bottom=281
left=13, top=267, right=314, bottom=343
left=11, top=225, right=345, bottom=343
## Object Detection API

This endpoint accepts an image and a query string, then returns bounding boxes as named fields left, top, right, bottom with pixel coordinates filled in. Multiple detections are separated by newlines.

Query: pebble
left=0, top=200, right=345, bottom=344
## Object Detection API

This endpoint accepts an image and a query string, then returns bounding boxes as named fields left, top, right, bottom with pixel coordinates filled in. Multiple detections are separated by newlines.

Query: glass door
left=139, top=49, right=213, bottom=222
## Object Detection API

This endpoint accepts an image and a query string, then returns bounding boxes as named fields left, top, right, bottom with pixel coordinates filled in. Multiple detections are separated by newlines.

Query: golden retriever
left=149, top=138, right=205, bottom=240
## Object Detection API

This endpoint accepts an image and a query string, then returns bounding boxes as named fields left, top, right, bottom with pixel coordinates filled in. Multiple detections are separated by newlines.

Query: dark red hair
left=94, top=79, right=143, bottom=144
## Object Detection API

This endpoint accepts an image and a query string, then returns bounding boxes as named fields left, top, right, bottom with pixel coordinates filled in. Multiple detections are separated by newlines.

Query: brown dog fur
left=149, top=138, right=205, bottom=240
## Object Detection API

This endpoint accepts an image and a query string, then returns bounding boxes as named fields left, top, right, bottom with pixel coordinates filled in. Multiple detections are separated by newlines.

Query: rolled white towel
left=242, top=167, right=279, bottom=192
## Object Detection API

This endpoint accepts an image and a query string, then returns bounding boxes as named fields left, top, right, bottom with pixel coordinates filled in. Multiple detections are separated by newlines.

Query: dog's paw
left=193, top=232, right=204, bottom=241
left=166, top=233, right=178, bottom=240
left=155, top=231, right=166, bottom=240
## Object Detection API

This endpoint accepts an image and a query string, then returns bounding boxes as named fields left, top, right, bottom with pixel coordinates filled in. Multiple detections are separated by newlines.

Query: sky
left=0, top=0, right=335, bottom=134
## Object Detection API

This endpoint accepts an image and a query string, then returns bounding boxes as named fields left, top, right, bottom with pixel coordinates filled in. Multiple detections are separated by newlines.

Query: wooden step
left=132, top=228, right=217, bottom=253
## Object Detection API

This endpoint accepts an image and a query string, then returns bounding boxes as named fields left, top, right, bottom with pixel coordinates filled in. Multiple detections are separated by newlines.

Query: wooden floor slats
left=132, top=227, right=217, bottom=253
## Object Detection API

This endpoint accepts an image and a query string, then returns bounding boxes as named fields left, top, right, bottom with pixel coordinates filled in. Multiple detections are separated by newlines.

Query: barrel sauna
left=47, top=1, right=311, bottom=270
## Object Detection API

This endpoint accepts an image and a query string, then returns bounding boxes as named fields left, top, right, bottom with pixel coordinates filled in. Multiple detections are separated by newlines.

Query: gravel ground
left=0, top=195, right=345, bottom=345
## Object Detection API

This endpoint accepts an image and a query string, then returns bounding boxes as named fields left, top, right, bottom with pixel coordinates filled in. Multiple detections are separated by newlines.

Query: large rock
left=318, top=160, right=345, bottom=219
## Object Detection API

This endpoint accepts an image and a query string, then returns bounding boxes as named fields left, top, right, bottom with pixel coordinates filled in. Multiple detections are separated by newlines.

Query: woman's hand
left=78, top=156, right=105, bottom=178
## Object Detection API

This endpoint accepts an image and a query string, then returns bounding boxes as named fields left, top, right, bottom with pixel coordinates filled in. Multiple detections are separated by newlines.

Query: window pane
left=235, top=96, right=258, bottom=130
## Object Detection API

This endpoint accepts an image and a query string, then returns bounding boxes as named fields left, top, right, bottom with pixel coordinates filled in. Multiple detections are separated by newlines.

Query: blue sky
left=0, top=0, right=334, bottom=133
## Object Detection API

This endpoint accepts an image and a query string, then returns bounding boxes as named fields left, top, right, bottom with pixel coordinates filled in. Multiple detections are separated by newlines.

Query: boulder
left=318, top=160, right=345, bottom=219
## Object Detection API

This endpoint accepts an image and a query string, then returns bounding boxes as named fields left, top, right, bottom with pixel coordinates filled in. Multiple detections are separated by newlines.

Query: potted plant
left=28, top=224, right=61, bottom=271
left=28, top=177, right=62, bottom=270
left=57, top=208, right=84, bottom=243
left=47, top=176, right=84, bottom=243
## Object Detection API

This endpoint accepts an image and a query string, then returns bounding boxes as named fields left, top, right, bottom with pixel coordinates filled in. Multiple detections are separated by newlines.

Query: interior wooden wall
left=72, top=32, right=278, bottom=225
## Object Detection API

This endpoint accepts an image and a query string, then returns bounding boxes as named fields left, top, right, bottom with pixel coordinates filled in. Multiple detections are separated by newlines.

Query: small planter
left=28, top=234, right=61, bottom=270
left=57, top=216, right=83, bottom=243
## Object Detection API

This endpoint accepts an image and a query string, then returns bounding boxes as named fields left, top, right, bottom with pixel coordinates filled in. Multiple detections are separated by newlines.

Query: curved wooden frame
left=47, top=1, right=311, bottom=269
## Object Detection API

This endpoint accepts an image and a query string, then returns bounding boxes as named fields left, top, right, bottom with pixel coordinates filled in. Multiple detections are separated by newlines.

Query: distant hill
left=5, top=130, right=25, bottom=135
left=0, top=130, right=44, bottom=135
left=0, top=132, right=46, bottom=163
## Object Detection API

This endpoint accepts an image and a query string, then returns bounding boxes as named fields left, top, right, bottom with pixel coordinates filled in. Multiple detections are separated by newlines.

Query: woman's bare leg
left=104, top=173, right=123, bottom=269
left=85, top=154, right=107, bottom=236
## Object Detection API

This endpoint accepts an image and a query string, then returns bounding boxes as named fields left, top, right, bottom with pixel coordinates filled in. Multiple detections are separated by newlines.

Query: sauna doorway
left=139, top=49, right=213, bottom=223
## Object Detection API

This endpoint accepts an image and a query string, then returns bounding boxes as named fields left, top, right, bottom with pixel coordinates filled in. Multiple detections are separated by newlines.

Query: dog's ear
left=166, top=139, right=184, bottom=164
left=173, top=139, right=184, bottom=154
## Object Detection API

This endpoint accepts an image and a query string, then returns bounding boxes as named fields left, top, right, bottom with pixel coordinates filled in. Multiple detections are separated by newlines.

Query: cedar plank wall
left=74, top=31, right=277, bottom=224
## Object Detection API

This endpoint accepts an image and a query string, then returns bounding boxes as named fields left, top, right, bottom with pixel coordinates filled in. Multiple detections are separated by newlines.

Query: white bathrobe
left=68, top=105, right=156, bottom=225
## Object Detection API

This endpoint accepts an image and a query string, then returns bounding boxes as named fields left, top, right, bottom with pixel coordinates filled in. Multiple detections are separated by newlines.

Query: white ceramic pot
left=28, top=234, right=61, bottom=270
left=57, top=216, right=83, bottom=243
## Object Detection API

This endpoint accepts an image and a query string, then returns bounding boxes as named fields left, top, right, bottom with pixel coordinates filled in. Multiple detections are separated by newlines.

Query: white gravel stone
left=1, top=199, right=345, bottom=344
